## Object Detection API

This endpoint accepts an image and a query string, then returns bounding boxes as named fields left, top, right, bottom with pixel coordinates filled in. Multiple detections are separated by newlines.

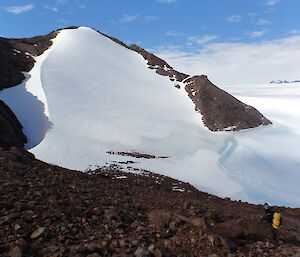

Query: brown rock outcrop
left=184, top=75, right=272, bottom=131
left=130, top=44, right=189, bottom=82
left=0, top=100, right=27, bottom=149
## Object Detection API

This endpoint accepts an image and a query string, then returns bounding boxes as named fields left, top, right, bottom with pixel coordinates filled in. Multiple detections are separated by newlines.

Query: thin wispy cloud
left=289, top=30, right=300, bottom=35
left=56, top=0, right=68, bottom=4
left=256, top=18, right=271, bottom=25
left=246, top=30, right=269, bottom=38
left=3, top=4, right=34, bottom=14
left=44, top=5, right=58, bottom=12
left=247, top=12, right=257, bottom=17
left=144, top=16, right=161, bottom=21
left=113, top=14, right=159, bottom=24
left=188, top=35, right=219, bottom=45
left=157, top=0, right=177, bottom=3
left=43, top=0, right=67, bottom=13
left=57, top=19, right=69, bottom=24
left=265, top=0, right=281, bottom=6
left=43, top=0, right=85, bottom=13
left=75, top=0, right=85, bottom=9
left=166, top=30, right=179, bottom=37
left=119, top=14, right=138, bottom=23
left=226, top=15, right=242, bottom=23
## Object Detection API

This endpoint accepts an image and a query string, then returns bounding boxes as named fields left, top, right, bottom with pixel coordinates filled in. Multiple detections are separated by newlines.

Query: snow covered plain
left=1, top=27, right=300, bottom=207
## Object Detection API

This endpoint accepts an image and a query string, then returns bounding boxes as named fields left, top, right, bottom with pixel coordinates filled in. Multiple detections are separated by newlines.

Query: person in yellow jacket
left=263, top=203, right=283, bottom=240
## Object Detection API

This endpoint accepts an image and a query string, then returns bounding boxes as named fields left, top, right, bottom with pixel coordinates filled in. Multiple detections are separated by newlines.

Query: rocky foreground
left=0, top=148, right=300, bottom=257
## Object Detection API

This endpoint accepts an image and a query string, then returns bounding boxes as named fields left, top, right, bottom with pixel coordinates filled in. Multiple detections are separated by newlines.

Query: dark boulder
left=0, top=100, right=27, bottom=149
left=215, top=219, right=244, bottom=239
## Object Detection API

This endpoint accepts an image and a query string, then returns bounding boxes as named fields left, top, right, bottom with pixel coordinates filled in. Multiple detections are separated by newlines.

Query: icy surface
left=1, top=27, right=300, bottom=207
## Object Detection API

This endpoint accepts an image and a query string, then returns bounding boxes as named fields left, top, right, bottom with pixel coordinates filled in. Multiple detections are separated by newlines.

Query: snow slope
left=1, top=27, right=300, bottom=207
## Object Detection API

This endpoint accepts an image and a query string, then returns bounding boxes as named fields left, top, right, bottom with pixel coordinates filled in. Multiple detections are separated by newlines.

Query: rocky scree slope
left=0, top=148, right=300, bottom=257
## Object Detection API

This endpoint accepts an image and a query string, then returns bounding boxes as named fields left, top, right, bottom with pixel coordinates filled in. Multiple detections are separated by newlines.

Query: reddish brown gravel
left=0, top=148, right=299, bottom=257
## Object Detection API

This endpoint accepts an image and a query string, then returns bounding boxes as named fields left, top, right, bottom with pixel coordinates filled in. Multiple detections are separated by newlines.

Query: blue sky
left=1, top=0, right=300, bottom=49
left=2, top=0, right=300, bottom=84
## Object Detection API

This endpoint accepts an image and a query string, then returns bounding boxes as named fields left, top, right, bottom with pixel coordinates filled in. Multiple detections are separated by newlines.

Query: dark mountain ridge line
left=129, top=44, right=189, bottom=82
left=0, top=148, right=300, bottom=257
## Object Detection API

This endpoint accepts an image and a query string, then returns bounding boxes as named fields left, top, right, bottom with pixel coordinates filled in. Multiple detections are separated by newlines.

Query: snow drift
left=1, top=27, right=300, bottom=207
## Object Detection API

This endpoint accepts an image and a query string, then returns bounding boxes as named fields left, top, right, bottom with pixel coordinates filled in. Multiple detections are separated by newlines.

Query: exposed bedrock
left=0, top=100, right=27, bottom=149
left=130, top=44, right=189, bottom=82
left=184, top=75, right=272, bottom=131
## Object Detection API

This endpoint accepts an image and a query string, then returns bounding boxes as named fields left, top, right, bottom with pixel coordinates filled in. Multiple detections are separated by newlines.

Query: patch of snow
left=172, top=187, right=185, bottom=192
left=2, top=27, right=300, bottom=207
left=24, top=52, right=32, bottom=57
left=223, top=125, right=237, bottom=131
left=148, top=64, right=160, bottom=69
left=114, top=175, right=127, bottom=179
left=163, top=65, right=171, bottom=71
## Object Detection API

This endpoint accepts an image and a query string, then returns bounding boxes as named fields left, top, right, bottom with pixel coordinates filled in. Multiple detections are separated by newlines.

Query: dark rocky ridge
left=0, top=148, right=300, bottom=257
left=130, top=44, right=189, bottom=82
left=184, top=75, right=272, bottom=131
left=0, top=101, right=27, bottom=149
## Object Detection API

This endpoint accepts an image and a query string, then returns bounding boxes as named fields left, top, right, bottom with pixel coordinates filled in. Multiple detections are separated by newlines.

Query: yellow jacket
left=272, top=212, right=281, bottom=229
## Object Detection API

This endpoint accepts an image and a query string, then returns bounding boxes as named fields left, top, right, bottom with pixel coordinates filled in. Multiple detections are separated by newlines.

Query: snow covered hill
left=1, top=27, right=300, bottom=207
